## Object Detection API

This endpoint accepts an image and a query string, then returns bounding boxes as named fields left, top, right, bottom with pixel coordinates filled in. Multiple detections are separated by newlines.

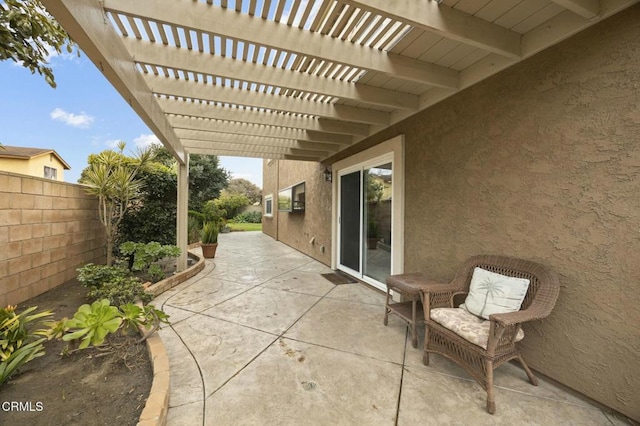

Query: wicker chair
left=419, top=255, right=559, bottom=414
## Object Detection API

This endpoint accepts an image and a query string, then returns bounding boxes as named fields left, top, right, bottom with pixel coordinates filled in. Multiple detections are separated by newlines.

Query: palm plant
left=80, top=142, right=151, bottom=265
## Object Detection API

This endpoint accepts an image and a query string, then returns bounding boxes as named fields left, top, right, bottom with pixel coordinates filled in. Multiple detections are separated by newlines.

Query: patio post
left=176, top=153, right=189, bottom=271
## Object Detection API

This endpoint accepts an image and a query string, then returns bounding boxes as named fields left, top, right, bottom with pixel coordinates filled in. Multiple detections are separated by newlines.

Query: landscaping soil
left=0, top=279, right=153, bottom=425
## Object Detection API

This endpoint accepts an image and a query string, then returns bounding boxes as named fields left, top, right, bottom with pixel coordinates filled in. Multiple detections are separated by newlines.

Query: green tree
left=227, top=178, right=262, bottom=204
left=214, top=191, right=250, bottom=220
left=149, top=143, right=176, bottom=167
left=0, top=0, right=75, bottom=88
left=79, top=142, right=151, bottom=265
left=117, top=162, right=178, bottom=246
left=189, top=154, right=230, bottom=212
left=146, top=146, right=230, bottom=212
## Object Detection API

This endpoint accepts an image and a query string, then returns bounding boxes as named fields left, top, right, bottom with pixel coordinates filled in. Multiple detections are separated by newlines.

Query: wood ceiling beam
left=342, top=0, right=521, bottom=59
left=144, top=74, right=389, bottom=125
left=41, top=0, right=186, bottom=163
left=157, top=98, right=370, bottom=136
left=183, top=141, right=326, bottom=160
left=123, top=38, right=418, bottom=111
left=186, top=147, right=321, bottom=162
left=175, top=129, right=340, bottom=153
left=103, top=0, right=459, bottom=88
left=168, top=115, right=353, bottom=146
left=550, top=0, right=600, bottom=19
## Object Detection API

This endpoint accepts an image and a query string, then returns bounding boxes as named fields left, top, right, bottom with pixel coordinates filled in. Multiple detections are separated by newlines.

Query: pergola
left=40, top=0, right=638, bottom=269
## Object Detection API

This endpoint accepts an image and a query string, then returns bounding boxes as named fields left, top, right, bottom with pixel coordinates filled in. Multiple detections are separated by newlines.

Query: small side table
left=384, top=273, right=431, bottom=348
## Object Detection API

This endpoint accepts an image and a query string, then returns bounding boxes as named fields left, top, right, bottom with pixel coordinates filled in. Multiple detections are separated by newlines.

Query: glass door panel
left=363, top=163, right=392, bottom=283
left=339, top=171, right=361, bottom=273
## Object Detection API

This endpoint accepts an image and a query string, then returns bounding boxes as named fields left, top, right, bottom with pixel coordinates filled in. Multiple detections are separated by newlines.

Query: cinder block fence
left=0, top=171, right=106, bottom=306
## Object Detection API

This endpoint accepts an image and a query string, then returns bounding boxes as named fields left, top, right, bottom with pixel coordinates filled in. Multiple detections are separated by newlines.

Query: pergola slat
left=124, top=38, right=417, bottom=111
left=342, top=0, right=522, bottom=59
left=157, top=98, right=370, bottom=136
left=145, top=74, right=390, bottom=125
left=168, top=115, right=353, bottom=145
left=103, top=0, right=460, bottom=89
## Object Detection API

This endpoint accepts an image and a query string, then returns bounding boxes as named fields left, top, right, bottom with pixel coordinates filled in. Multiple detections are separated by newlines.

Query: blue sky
left=0, top=52, right=263, bottom=187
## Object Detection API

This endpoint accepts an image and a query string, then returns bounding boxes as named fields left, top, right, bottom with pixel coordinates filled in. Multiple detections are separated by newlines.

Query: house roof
left=0, top=145, right=72, bottom=170
left=40, top=0, right=639, bottom=165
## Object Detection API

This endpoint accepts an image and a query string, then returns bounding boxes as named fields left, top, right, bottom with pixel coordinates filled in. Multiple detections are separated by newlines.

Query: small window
left=278, top=182, right=305, bottom=213
left=264, top=194, right=273, bottom=217
left=44, top=166, right=57, bottom=180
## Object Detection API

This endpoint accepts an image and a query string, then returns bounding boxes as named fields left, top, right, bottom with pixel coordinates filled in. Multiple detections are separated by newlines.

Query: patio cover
left=39, top=0, right=639, bottom=269
left=40, top=0, right=638, bottom=164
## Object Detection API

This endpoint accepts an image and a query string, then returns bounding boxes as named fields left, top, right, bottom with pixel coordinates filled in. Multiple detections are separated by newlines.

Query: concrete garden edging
left=136, top=250, right=205, bottom=426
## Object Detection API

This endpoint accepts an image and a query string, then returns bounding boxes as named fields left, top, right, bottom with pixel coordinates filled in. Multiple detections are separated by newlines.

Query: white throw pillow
left=464, top=267, right=530, bottom=320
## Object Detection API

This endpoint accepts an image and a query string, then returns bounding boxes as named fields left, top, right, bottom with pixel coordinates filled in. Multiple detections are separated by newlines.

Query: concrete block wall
left=0, top=171, right=106, bottom=306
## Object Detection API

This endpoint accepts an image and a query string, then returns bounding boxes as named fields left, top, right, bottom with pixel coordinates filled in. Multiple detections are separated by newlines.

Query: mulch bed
left=0, top=279, right=153, bottom=425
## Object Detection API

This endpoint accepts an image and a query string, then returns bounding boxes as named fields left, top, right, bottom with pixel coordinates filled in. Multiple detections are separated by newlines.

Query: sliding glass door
left=339, top=171, right=361, bottom=272
left=338, top=158, right=393, bottom=289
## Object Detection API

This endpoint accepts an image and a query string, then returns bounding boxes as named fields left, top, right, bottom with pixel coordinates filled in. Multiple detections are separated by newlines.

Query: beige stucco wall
left=0, top=154, right=67, bottom=181
left=262, top=159, right=332, bottom=265
left=272, top=7, right=639, bottom=421
left=0, top=171, right=105, bottom=306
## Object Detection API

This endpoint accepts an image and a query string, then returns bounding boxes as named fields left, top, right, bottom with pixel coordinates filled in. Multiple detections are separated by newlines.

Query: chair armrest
left=419, top=282, right=462, bottom=314
left=488, top=307, right=547, bottom=327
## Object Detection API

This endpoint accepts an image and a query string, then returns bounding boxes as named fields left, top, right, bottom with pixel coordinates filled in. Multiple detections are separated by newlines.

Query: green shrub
left=147, top=263, right=165, bottom=283
left=202, top=200, right=225, bottom=223
left=117, top=163, right=177, bottom=247
left=77, top=263, right=128, bottom=288
left=231, top=211, right=262, bottom=224
left=0, top=305, right=53, bottom=385
left=213, top=193, right=249, bottom=220
left=188, top=216, right=202, bottom=244
left=119, top=241, right=180, bottom=282
left=86, top=275, right=152, bottom=306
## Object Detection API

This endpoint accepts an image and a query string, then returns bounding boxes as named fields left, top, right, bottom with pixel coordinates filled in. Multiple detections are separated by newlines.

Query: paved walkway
left=152, top=232, right=623, bottom=425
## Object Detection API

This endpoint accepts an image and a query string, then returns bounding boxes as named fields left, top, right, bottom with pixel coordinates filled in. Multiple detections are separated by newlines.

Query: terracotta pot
left=367, top=238, right=378, bottom=250
left=201, top=243, right=218, bottom=258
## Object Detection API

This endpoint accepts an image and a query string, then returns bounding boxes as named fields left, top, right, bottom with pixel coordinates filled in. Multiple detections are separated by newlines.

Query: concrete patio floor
left=152, top=232, right=624, bottom=426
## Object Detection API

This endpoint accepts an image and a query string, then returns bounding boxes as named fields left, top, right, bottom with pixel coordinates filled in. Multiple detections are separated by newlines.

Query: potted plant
left=201, top=221, right=219, bottom=258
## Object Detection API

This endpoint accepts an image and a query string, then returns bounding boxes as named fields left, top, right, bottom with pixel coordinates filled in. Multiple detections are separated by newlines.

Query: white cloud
left=103, top=135, right=159, bottom=151
left=105, top=139, right=121, bottom=149
left=133, top=134, right=160, bottom=149
left=50, top=108, right=94, bottom=128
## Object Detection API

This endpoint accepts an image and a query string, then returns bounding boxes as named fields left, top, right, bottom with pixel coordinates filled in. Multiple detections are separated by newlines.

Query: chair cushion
left=464, top=267, right=530, bottom=320
left=430, top=307, right=524, bottom=350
